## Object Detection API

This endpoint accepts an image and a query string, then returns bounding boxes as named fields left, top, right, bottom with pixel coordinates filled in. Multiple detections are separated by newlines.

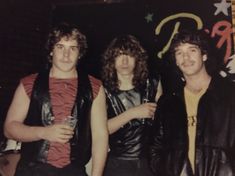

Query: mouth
left=182, top=62, right=194, bottom=67
left=60, top=60, right=72, bottom=64
left=120, top=66, right=129, bottom=69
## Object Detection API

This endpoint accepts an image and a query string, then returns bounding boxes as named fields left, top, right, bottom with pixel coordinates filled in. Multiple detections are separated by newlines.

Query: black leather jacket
left=105, top=78, right=159, bottom=159
left=20, top=69, right=93, bottom=168
left=150, top=75, right=235, bottom=176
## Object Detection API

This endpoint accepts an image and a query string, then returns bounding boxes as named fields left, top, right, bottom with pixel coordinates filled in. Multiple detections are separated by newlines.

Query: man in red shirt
left=4, top=22, right=108, bottom=176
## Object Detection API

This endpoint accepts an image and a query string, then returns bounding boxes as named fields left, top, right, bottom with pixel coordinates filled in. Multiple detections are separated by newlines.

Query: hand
left=42, top=124, right=74, bottom=143
left=128, top=102, right=157, bottom=120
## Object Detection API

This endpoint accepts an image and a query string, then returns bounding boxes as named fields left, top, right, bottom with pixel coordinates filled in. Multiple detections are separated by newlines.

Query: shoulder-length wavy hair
left=102, top=35, right=149, bottom=93
left=45, top=22, right=88, bottom=63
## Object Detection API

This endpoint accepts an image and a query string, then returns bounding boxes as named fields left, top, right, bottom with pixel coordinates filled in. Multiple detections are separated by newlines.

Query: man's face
left=115, top=54, right=136, bottom=77
left=174, top=43, right=207, bottom=78
left=50, top=36, right=79, bottom=74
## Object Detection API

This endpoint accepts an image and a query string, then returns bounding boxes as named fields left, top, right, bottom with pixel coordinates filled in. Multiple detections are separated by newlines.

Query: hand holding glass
left=63, top=116, right=77, bottom=129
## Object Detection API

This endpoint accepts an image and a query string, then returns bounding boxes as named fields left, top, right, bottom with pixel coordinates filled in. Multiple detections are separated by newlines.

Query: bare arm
left=108, top=102, right=157, bottom=134
left=91, top=85, right=108, bottom=176
left=155, top=79, right=163, bottom=102
left=4, top=83, right=73, bottom=143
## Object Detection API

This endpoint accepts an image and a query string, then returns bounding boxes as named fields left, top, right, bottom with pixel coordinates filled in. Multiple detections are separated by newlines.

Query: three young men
left=4, top=23, right=235, bottom=176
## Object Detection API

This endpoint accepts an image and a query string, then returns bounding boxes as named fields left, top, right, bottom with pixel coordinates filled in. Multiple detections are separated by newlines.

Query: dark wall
left=0, top=0, right=52, bottom=141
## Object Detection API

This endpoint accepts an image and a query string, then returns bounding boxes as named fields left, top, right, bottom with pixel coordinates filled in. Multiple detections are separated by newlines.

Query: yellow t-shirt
left=184, top=87, right=206, bottom=173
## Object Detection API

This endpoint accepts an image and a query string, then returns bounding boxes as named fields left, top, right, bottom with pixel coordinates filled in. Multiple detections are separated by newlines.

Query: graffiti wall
left=53, top=0, right=234, bottom=89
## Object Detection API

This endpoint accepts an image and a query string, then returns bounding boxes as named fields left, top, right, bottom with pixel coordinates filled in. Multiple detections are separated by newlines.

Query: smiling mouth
left=182, top=62, right=194, bottom=67
left=183, top=64, right=192, bottom=67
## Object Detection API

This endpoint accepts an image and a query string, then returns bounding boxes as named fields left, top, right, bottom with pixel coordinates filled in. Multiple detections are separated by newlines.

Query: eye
left=70, top=46, right=78, bottom=52
left=190, top=48, right=197, bottom=52
left=55, top=44, right=64, bottom=50
left=175, top=51, right=182, bottom=56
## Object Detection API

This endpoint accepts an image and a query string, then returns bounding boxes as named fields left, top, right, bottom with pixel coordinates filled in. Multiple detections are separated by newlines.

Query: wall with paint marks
left=53, top=0, right=234, bottom=91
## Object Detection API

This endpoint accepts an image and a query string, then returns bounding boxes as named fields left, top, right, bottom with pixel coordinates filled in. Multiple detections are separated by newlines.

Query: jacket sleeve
left=231, top=149, right=235, bottom=174
left=149, top=97, right=165, bottom=175
left=231, top=99, right=235, bottom=173
left=229, top=82, right=235, bottom=173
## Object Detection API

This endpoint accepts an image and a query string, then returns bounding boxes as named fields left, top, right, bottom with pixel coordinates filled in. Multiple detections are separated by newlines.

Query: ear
left=202, top=55, right=207, bottom=61
left=176, top=60, right=179, bottom=66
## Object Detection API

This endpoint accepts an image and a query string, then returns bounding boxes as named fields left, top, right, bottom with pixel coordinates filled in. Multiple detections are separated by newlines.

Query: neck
left=50, top=68, right=77, bottom=79
left=118, top=74, right=134, bottom=90
left=184, top=72, right=211, bottom=94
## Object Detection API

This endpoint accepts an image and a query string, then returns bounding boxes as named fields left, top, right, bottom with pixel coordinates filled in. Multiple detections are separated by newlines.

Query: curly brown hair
left=102, top=35, right=149, bottom=92
left=45, top=22, right=88, bottom=63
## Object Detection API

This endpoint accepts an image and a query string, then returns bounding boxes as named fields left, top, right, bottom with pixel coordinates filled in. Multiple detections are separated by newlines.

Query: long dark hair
left=102, top=35, right=149, bottom=92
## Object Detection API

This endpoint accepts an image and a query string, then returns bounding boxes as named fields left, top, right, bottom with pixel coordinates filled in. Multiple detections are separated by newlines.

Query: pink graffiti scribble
left=211, top=20, right=233, bottom=63
left=204, top=29, right=210, bottom=33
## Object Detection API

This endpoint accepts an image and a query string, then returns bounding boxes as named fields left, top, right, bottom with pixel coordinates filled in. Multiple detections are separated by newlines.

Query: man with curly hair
left=101, top=35, right=162, bottom=176
left=4, top=22, right=108, bottom=176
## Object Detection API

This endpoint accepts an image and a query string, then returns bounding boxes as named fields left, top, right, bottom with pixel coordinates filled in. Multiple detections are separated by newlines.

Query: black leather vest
left=21, top=69, right=93, bottom=168
left=105, top=78, right=159, bottom=159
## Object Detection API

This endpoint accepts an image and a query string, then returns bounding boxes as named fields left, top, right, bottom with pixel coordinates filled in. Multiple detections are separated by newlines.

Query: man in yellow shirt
left=150, top=30, right=235, bottom=176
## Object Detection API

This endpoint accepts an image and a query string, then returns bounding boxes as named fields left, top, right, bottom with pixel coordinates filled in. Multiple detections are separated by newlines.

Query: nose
left=182, top=52, right=189, bottom=60
left=122, top=56, right=128, bottom=65
left=63, top=48, right=70, bottom=60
